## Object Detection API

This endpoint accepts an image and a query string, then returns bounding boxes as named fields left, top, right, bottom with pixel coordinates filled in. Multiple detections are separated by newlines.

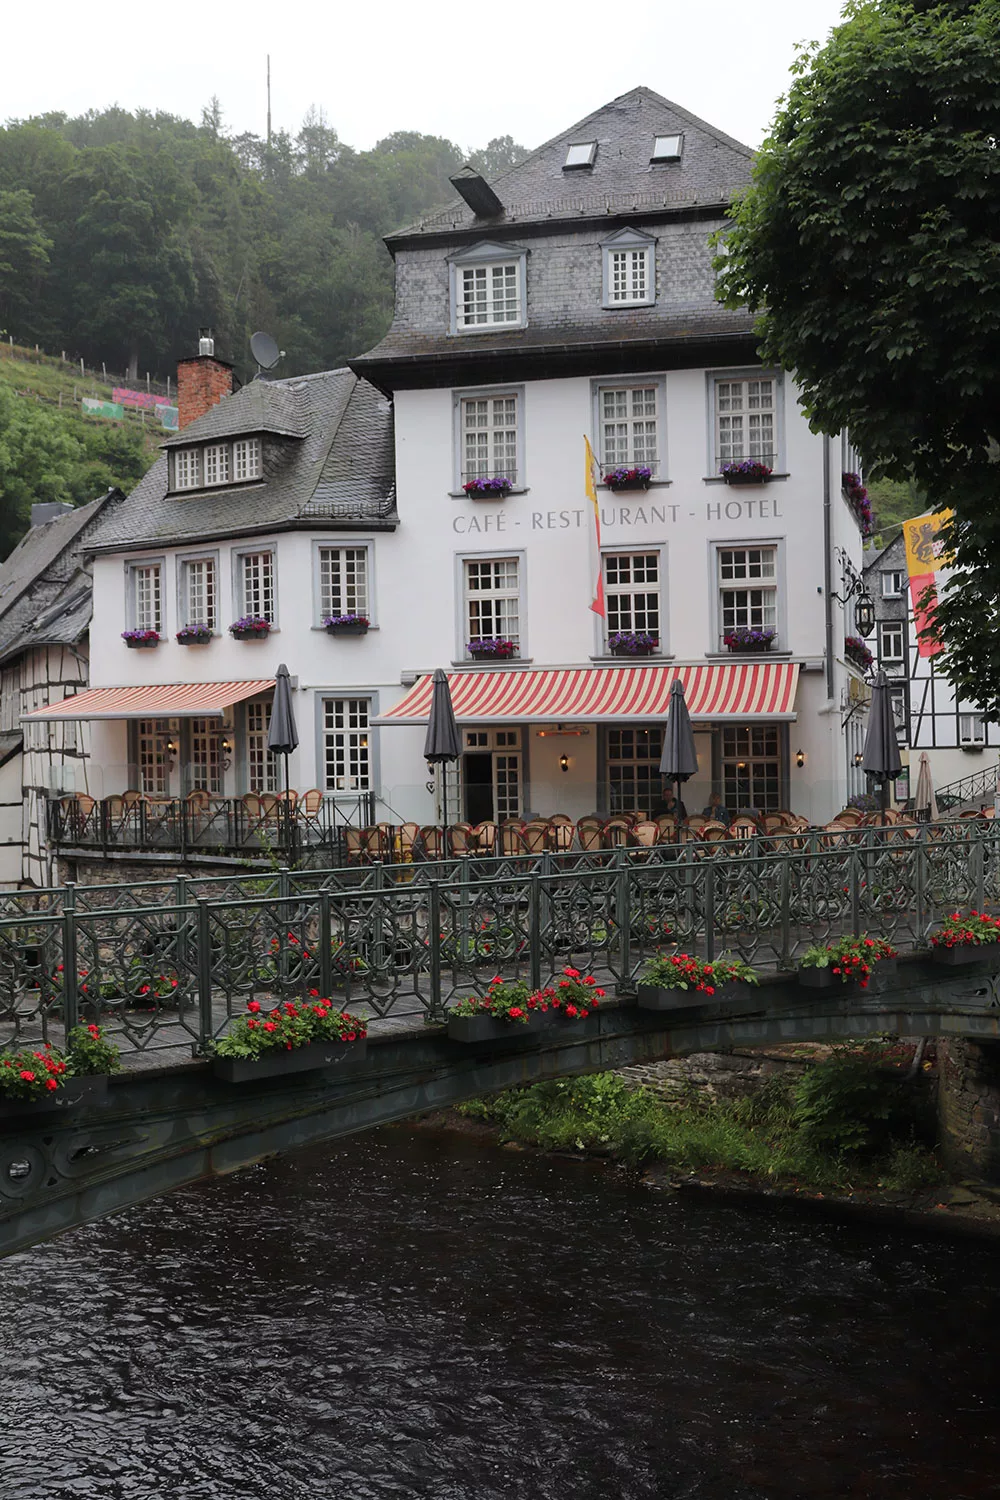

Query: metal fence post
left=973, top=836, right=986, bottom=913
left=914, top=831, right=926, bottom=940
left=61, top=882, right=79, bottom=1031
left=704, top=861, right=716, bottom=963
left=428, top=881, right=442, bottom=1018
left=779, top=855, right=792, bottom=970
left=850, top=852, right=862, bottom=934
left=196, top=898, right=213, bottom=1054
left=615, top=847, right=631, bottom=985
left=319, top=889, right=332, bottom=997
left=528, top=871, right=542, bottom=991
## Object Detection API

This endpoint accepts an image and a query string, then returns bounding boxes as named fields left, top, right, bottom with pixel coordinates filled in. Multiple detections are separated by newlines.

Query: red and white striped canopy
left=22, top=680, right=275, bottom=721
left=375, top=663, right=799, bottom=726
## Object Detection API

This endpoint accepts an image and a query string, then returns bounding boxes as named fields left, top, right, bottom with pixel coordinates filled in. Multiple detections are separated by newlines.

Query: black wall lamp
left=795, top=748, right=806, bottom=769
left=559, top=754, right=569, bottom=774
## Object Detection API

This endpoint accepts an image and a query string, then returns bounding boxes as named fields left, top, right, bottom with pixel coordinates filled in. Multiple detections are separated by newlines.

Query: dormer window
left=651, top=134, right=683, bottom=162
left=169, top=437, right=262, bottom=493
left=448, top=241, right=529, bottom=335
left=564, top=141, right=597, bottom=170
left=601, top=227, right=656, bottom=309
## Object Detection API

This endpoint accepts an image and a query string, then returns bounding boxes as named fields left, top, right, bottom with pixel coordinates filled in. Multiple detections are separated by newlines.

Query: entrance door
left=464, top=752, right=494, bottom=824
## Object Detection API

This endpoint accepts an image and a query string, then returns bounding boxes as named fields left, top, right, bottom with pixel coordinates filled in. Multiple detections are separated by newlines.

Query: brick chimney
left=176, top=329, right=234, bottom=430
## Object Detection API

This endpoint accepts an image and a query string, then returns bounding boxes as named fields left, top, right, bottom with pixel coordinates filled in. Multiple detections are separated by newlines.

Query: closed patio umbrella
left=914, top=751, right=938, bottom=823
left=861, top=671, right=903, bottom=826
left=659, top=678, right=699, bottom=841
left=423, top=669, right=461, bottom=828
left=267, top=663, right=299, bottom=850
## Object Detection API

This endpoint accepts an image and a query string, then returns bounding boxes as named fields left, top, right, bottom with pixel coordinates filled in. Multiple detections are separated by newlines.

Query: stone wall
left=938, top=1039, right=1000, bottom=1180
left=617, top=1048, right=816, bottom=1104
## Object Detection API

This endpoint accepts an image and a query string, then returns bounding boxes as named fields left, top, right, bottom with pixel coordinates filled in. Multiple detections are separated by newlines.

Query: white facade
left=80, top=368, right=865, bottom=827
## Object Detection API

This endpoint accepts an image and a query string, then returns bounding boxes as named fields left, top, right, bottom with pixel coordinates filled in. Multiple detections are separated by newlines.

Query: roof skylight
left=651, top=133, right=684, bottom=162
left=563, top=141, right=597, bottom=170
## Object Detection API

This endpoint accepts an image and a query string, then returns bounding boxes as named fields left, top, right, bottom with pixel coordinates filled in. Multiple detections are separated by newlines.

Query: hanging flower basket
left=229, top=616, right=271, bottom=641
left=604, top=466, right=652, bottom=492
left=798, top=935, right=897, bottom=990
left=0, top=1025, right=119, bottom=1116
left=324, top=615, right=370, bottom=637
left=721, top=461, right=772, bottom=485
left=723, top=628, right=775, bottom=653
left=176, top=625, right=212, bottom=645
left=447, top=971, right=603, bottom=1042
left=844, top=636, right=874, bottom=672
left=463, top=477, right=512, bottom=499
left=467, top=638, right=517, bottom=661
left=121, top=630, right=160, bottom=649
left=211, top=999, right=368, bottom=1082
left=930, top=911, right=1000, bottom=964
left=842, top=473, right=875, bottom=537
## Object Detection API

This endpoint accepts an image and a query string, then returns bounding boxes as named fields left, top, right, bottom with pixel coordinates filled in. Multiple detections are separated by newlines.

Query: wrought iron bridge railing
left=931, top=763, right=1000, bottom=811
left=1, top=821, right=998, bottom=1063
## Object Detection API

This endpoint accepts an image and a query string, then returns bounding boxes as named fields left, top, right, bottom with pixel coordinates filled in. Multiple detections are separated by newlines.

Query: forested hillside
left=0, top=103, right=527, bottom=383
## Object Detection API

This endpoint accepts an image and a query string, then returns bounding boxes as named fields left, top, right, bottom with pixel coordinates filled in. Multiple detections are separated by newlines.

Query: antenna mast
left=266, top=54, right=272, bottom=149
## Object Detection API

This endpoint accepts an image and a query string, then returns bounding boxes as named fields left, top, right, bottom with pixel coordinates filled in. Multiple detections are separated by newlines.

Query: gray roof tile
left=391, top=87, right=752, bottom=241
left=161, top=376, right=308, bottom=447
left=88, top=369, right=397, bottom=553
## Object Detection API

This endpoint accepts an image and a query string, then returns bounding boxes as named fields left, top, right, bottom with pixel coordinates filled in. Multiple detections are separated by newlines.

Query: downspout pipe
left=823, top=436, right=835, bottom=700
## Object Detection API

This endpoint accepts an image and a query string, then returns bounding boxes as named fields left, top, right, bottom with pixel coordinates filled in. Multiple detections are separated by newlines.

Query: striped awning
left=374, top=663, right=800, bottom=726
left=22, top=679, right=276, bottom=722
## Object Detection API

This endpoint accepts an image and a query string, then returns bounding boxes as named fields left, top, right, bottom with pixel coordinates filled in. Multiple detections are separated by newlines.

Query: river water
left=2, top=1128, right=999, bottom=1500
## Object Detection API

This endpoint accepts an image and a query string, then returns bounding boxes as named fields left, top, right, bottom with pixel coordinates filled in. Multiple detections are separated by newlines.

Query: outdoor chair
left=521, top=821, right=550, bottom=854
left=700, top=821, right=729, bottom=842
left=631, top=820, right=658, bottom=847
left=575, top=817, right=603, bottom=851
left=498, top=821, right=527, bottom=856
left=549, top=813, right=574, bottom=828
left=398, top=822, right=421, bottom=859
left=729, top=816, right=760, bottom=840
left=343, top=826, right=365, bottom=864
left=548, top=821, right=575, bottom=853
left=446, top=823, right=474, bottom=856
left=418, top=825, right=445, bottom=860
left=470, top=821, right=497, bottom=856
left=601, top=817, right=631, bottom=848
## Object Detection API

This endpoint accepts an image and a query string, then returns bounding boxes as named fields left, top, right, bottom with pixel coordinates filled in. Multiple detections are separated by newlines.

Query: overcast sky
left=6, top=0, right=847, bottom=153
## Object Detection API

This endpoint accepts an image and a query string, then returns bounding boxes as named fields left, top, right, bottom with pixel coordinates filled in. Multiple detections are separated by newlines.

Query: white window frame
left=651, top=134, right=683, bottom=163
left=126, top=559, right=164, bottom=634
left=177, top=551, right=219, bottom=633
left=315, top=543, right=371, bottom=623
left=461, top=727, right=522, bottom=821
left=880, top=570, right=905, bottom=598
left=959, top=711, right=986, bottom=748
left=564, top=140, right=597, bottom=170
left=593, top=377, right=664, bottom=479
left=457, top=390, right=520, bottom=487
left=707, top=369, right=783, bottom=475
left=460, top=554, right=523, bottom=658
left=448, top=241, right=528, bottom=335
left=710, top=540, right=784, bottom=651
left=172, top=448, right=201, bottom=491
left=601, top=548, right=666, bottom=653
left=721, top=724, right=784, bottom=814
left=203, top=443, right=231, bottom=487
left=233, top=437, right=262, bottom=482
left=605, top=725, right=665, bottom=816
left=321, top=696, right=373, bottom=793
left=879, top=619, right=906, bottom=665
left=189, top=716, right=223, bottom=794
left=601, top=227, right=656, bottom=309
left=244, top=699, right=279, bottom=793
left=888, top=685, right=909, bottom=744
left=233, top=546, right=277, bottom=625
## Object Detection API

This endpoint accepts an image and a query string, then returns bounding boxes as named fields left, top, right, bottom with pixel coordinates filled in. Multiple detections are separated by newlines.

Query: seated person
left=659, top=788, right=688, bottom=819
left=701, top=792, right=731, bottom=825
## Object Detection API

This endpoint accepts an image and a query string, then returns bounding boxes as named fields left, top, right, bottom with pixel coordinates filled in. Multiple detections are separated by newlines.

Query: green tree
left=715, top=0, right=1000, bottom=711
left=0, top=189, right=51, bottom=336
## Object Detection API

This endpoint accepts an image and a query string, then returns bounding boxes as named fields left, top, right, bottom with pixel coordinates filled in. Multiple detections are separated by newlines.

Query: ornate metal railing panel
left=3, top=824, right=1000, bottom=1058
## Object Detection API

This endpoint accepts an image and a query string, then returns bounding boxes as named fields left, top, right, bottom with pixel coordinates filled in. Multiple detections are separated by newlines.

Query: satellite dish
left=250, top=331, right=281, bottom=372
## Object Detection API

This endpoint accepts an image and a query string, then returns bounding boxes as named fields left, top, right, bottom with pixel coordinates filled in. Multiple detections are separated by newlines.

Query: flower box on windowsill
left=176, top=628, right=213, bottom=646
left=0, top=1074, right=108, bottom=1120
left=122, top=632, right=160, bottom=649
left=634, top=983, right=710, bottom=1012
left=213, top=1038, right=368, bottom=1083
left=467, top=639, right=518, bottom=662
left=324, top=616, right=370, bottom=637
left=724, top=634, right=775, bottom=654
left=721, top=462, right=773, bottom=486
left=463, top=479, right=512, bottom=500
left=604, top=466, right=653, bottom=493
left=229, top=618, right=271, bottom=641
left=608, top=631, right=658, bottom=658
left=610, top=642, right=657, bottom=657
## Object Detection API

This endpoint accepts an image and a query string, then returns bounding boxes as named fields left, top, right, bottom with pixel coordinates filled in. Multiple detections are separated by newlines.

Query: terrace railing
left=1, top=821, right=997, bottom=1061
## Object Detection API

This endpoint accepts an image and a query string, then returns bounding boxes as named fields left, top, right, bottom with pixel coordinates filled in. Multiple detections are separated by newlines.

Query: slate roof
left=390, top=87, right=752, bottom=243
left=161, top=375, right=307, bottom=448
left=87, top=369, right=397, bottom=553
left=0, top=490, right=123, bottom=665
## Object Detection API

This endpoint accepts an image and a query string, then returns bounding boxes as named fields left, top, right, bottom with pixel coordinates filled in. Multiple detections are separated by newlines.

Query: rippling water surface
left=2, top=1127, right=1000, bottom=1499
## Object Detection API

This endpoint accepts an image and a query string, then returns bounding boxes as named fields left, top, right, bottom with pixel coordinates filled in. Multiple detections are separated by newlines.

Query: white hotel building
left=29, top=88, right=868, bottom=874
